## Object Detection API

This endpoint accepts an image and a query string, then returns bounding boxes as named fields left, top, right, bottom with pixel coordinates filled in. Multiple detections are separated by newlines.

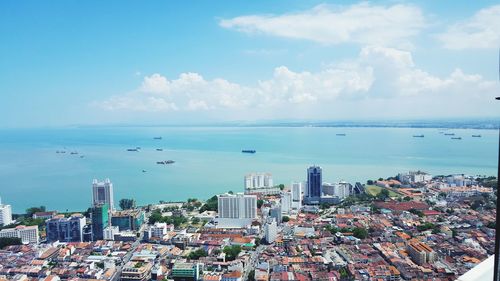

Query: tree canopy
left=119, top=199, right=136, bottom=210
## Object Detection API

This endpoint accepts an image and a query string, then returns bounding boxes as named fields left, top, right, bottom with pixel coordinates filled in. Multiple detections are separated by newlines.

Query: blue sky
left=1, top=1, right=500, bottom=127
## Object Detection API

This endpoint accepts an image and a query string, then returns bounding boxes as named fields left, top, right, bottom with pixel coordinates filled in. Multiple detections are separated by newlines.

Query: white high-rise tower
left=92, top=179, right=114, bottom=210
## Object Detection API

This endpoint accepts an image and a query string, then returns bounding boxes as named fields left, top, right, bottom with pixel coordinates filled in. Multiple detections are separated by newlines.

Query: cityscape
left=0, top=166, right=496, bottom=280
left=1, top=0, right=500, bottom=281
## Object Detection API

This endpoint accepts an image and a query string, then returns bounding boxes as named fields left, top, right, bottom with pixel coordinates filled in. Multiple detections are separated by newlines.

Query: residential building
left=46, top=214, right=86, bottom=242
left=0, top=225, right=39, bottom=244
left=221, top=271, right=242, bottom=281
left=32, top=211, right=57, bottom=220
left=91, top=203, right=109, bottom=241
left=280, top=191, right=292, bottom=214
left=217, top=193, right=257, bottom=219
left=269, top=206, right=282, bottom=224
left=121, top=261, right=153, bottom=281
left=103, top=225, right=119, bottom=240
left=407, top=241, right=437, bottom=265
left=291, top=182, right=303, bottom=209
left=264, top=219, right=277, bottom=243
left=92, top=178, right=114, bottom=210
left=245, top=172, right=273, bottom=189
left=0, top=199, right=12, bottom=226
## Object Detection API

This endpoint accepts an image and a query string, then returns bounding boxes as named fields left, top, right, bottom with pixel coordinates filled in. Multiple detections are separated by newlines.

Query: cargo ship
left=242, top=150, right=256, bottom=153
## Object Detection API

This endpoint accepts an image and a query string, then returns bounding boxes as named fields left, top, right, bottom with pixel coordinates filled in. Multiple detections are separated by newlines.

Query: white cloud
left=95, top=47, right=498, bottom=119
left=219, top=3, right=426, bottom=48
left=436, top=5, right=500, bottom=49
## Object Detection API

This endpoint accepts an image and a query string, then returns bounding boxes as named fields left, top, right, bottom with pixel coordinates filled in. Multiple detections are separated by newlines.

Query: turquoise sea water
left=0, top=126, right=497, bottom=213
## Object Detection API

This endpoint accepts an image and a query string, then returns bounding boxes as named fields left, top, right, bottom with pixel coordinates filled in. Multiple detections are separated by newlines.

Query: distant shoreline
left=5, top=119, right=498, bottom=130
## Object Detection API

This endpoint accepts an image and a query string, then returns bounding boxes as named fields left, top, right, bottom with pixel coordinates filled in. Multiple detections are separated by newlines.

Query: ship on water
left=336, top=133, right=346, bottom=136
left=127, top=148, right=139, bottom=152
left=156, top=148, right=163, bottom=151
left=413, top=135, right=424, bottom=138
left=444, top=133, right=455, bottom=136
left=153, top=136, right=162, bottom=140
left=157, top=160, right=175, bottom=164
left=472, top=135, right=482, bottom=137
left=451, top=137, right=462, bottom=140
left=242, top=149, right=256, bottom=153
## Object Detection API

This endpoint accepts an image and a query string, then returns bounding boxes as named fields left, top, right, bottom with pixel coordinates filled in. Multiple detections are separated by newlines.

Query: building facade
left=217, top=193, right=257, bottom=219
left=92, top=178, right=114, bottom=210
left=0, top=199, right=12, bottom=226
left=306, top=166, right=322, bottom=204
left=0, top=225, right=39, bottom=244
left=46, top=214, right=86, bottom=242
left=291, top=182, right=303, bottom=210
left=91, top=203, right=109, bottom=241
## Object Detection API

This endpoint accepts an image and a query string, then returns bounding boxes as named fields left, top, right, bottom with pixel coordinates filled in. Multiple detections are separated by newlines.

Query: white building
left=218, top=193, right=257, bottom=219
left=92, top=179, right=114, bottom=210
left=0, top=198, right=12, bottom=226
left=0, top=225, right=39, bottom=244
left=103, top=226, right=119, bottom=240
left=446, top=174, right=473, bottom=187
left=280, top=191, right=292, bottom=214
left=245, top=173, right=273, bottom=189
left=264, top=219, right=277, bottom=243
left=322, top=182, right=351, bottom=199
left=291, top=182, right=303, bottom=210
left=148, top=222, right=171, bottom=238
left=398, top=171, right=433, bottom=184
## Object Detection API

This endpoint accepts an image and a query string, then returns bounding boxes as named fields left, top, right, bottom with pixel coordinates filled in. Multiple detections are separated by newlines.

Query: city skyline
left=1, top=1, right=500, bottom=127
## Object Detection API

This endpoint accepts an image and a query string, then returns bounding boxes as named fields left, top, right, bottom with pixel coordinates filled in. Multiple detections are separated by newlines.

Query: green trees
left=0, top=237, right=22, bottom=249
left=282, top=216, right=290, bottom=223
left=257, top=199, right=264, bottom=208
left=119, top=199, right=136, bottom=210
left=223, top=245, right=241, bottom=261
left=148, top=209, right=187, bottom=227
left=188, top=248, right=207, bottom=260
left=200, top=196, right=218, bottom=212
left=377, top=189, right=390, bottom=201
left=352, top=227, right=368, bottom=239
left=26, top=206, right=46, bottom=217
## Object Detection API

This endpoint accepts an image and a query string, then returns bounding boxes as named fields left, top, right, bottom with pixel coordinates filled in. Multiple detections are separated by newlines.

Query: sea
left=0, top=126, right=497, bottom=213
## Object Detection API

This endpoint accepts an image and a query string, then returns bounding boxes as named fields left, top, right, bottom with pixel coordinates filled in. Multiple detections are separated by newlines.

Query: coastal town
left=0, top=168, right=496, bottom=281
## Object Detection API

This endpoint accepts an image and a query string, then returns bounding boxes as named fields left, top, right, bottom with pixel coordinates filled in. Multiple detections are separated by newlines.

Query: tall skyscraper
left=91, top=204, right=109, bottom=241
left=0, top=198, right=12, bottom=226
left=92, top=179, right=114, bottom=210
left=306, top=166, right=322, bottom=203
left=46, top=214, right=86, bottom=242
left=217, top=193, right=257, bottom=219
left=291, top=182, right=303, bottom=209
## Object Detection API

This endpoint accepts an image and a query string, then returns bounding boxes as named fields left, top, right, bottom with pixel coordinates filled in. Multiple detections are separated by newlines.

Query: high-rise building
left=306, top=166, right=322, bottom=204
left=245, top=173, right=273, bottom=189
left=0, top=225, right=39, bottom=244
left=280, top=191, right=292, bottom=214
left=217, top=193, right=257, bottom=219
left=291, top=182, right=303, bottom=209
left=264, top=219, right=278, bottom=243
left=269, top=206, right=282, bottom=224
left=91, top=204, right=109, bottom=241
left=0, top=198, right=12, bottom=226
left=46, top=214, right=86, bottom=242
left=244, top=173, right=280, bottom=195
left=92, top=179, right=114, bottom=210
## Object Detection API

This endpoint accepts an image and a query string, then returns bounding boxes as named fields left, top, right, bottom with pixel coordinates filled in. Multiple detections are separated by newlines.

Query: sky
left=1, top=0, right=500, bottom=127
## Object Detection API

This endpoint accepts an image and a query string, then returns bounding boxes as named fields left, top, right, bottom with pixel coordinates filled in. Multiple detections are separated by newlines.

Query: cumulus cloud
left=219, top=3, right=426, bottom=48
left=436, top=5, right=500, bottom=49
left=95, top=47, right=498, bottom=119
